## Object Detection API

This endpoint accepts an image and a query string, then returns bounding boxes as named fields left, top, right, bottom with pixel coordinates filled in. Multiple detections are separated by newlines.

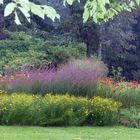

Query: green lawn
left=0, top=126, right=139, bottom=140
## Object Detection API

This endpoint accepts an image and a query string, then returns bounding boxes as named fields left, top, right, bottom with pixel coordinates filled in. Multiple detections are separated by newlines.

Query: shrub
left=0, top=93, right=121, bottom=126
left=0, top=32, right=48, bottom=73
left=45, top=43, right=86, bottom=65
left=120, top=107, right=140, bottom=128
left=41, top=94, right=88, bottom=126
left=0, top=89, right=7, bottom=94
left=0, top=31, right=87, bottom=74
left=0, top=93, right=88, bottom=126
left=87, top=96, right=122, bottom=126
left=0, top=94, right=36, bottom=125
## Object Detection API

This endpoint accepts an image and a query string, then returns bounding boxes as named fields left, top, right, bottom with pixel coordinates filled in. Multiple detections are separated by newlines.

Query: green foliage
left=2, top=0, right=60, bottom=24
left=83, top=0, right=140, bottom=23
left=45, top=43, right=86, bottom=64
left=42, top=94, right=88, bottom=126
left=0, top=31, right=86, bottom=73
left=109, top=66, right=124, bottom=82
left=0, top=93, right=121, bottom=126
left=88, top=96, right=122, bottom=126
left=120, top=107, right=140, bottom=128
left=1, top=0, right=140, bottom=24
left=0, top=31, right=47, bottom=73
left=95, top=79, right=140, bottom=107
left=100, top=11, right=138, bottom=81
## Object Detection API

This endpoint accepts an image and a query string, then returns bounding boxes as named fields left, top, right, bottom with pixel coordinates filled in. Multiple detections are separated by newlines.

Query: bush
left=120, top=107, right=140, bottom=128
left=45, top=43, right=86, bottom=65
left=0, top=31, right=48, bottom=73
left=0, top=94, right=36, bottom=125
left=87, top=96, right=122, bottom=126
left=0, top=31, right=86, bottom=74
left=42, top=94, right=88, bottom=126
left=0, top=59, right=107, bottom=97
left=0, top=93, right=121, bottom=126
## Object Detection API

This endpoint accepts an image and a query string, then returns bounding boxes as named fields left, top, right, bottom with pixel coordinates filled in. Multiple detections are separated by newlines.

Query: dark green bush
left=0, top=31, right=86, bottom=74
left=45, top=43, right=86, bottom=64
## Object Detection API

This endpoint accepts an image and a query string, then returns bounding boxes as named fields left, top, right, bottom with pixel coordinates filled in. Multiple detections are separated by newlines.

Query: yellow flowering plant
left=87, top=96, right=122, bottom=126
left=0, top=93, right=122, bottom=126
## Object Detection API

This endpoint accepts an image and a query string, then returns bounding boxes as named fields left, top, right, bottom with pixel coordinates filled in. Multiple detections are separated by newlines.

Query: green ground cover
left=0, top=126, right=139, bottom=140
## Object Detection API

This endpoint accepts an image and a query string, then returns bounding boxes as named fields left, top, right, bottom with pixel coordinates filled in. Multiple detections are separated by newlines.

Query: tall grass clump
left=51, top=59, right=107, bottom=97
left=0, top=70, right=56, bottom=94
left=95, top=78, right=140, bottom=107
left=0, top=59, right=107, bottom=97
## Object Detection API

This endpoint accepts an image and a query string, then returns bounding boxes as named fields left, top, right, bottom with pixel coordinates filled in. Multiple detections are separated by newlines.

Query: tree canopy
left=0, top=0, right=140, bottom=24
left=0, top=0, right=60, bottom=25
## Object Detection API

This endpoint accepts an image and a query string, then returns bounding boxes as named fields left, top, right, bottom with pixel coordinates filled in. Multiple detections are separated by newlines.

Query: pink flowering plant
left=0, top=59, right=107, bottom=97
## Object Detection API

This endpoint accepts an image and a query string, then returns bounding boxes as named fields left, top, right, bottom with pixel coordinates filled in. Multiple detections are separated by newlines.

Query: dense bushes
left=88, top=96, right=122, bottom=126
left=45, top=43, right=86, bottom=65
left=0, top=93, right=121, bottom=126
left=0, top=59, right=107, bottom=97
left=0, top=31, right=86, bottom=74
left=120, top=107, right=140, bottom=128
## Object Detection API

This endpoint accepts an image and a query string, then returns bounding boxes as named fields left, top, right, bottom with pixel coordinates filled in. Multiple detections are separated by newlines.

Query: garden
left=0, top=59, right=140, bottom=139
left=0, top=59, right=140, bottom=128
left=0, top=0, right=140, bottom=140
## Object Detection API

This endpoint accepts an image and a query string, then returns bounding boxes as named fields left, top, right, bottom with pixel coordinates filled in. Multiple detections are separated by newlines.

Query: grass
left=0, top=126, right=139, bottom=140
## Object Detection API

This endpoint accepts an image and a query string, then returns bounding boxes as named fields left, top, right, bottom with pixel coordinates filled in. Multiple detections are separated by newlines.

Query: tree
left=82, top=0, right=140, bottom=23
left=1, top=0, right=140, bottom=60
left=98, top=11, right=139, bottom=80
left=0, top=0, right=60, bottom=25
left=1, top=0, right=140, bottom=24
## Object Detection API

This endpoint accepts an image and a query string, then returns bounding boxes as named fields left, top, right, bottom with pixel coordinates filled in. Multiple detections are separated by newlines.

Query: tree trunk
left=86, top=44, right=92, bottom=58
left=97, top=43, right=102, bottom=60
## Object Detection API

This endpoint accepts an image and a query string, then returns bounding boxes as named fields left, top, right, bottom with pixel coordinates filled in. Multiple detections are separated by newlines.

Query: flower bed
left=0, top=93, right=121, bottom=126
